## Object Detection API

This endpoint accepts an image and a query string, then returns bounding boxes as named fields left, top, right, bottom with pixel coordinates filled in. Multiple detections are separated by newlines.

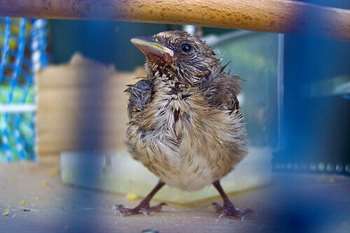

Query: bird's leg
left=115, top=181, right=166, bottom=216
left=212, top=180, right=253, bottom=221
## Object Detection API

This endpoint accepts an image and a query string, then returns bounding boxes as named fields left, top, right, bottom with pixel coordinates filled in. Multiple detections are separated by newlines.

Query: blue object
left=0, top=18, right=48, bottom=162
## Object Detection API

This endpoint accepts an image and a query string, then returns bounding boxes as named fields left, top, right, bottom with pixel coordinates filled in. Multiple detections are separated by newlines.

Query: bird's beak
left=131, top=37, right=174, bottom=63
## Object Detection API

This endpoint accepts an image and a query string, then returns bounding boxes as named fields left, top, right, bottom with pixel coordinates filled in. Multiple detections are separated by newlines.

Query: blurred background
left=0, top=0, right=349, bottom=232
left=1, top=16, right=349, bottom=174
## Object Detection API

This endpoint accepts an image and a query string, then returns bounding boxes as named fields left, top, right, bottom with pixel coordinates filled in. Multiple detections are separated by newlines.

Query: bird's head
left=131, top=31, right=220, bottom=86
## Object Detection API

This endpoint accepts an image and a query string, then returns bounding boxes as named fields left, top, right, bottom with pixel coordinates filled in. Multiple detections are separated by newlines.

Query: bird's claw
left=114, top=202, right=167, bottom=217
left=212, top=202, right=253, bottom=221
left=114, top=204, right=139, bottom=216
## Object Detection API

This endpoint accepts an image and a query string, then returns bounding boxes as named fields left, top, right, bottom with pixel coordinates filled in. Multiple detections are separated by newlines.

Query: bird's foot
left=212, top=201, right=253, bottom=221
left=114, top=201, right=167, bottom=216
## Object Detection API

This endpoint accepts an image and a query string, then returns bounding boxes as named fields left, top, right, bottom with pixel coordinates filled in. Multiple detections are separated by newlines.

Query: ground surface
left=0, top=160, right=350, bottom=233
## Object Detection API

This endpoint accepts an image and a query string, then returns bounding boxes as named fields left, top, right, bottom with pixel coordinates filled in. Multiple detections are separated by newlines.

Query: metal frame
left=0, top=104, right=36, bottom=113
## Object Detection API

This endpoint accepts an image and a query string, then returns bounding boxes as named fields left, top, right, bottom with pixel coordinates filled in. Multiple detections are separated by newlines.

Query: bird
left=116, top=30, right=251, bottom=220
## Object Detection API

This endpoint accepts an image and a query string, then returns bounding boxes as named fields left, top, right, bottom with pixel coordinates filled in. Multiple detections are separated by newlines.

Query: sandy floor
left=0, top=160, right=349, bottom=233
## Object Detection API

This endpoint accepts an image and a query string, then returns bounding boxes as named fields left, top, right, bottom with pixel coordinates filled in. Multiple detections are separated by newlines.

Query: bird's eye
left=181, top=43, right=192, bottom=53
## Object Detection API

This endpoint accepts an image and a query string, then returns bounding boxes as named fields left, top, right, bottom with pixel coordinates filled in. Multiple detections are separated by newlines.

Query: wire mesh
left=0, top=17, right=48, bottom=162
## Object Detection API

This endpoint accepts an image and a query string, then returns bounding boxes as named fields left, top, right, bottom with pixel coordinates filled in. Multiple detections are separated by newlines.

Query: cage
left=0, top=1, right=349, bottom=233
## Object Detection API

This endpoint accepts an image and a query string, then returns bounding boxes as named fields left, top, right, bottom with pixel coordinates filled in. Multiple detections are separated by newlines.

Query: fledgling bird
left=117, top=30, right=251, bottom=220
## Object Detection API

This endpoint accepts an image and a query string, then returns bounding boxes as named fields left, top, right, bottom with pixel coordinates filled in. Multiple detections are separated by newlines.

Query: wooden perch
left=0, top=0, right=350, bottom=39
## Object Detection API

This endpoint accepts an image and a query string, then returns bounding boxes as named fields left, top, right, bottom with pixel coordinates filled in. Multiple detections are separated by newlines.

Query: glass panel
left=213, top=33, right=280, bottom=148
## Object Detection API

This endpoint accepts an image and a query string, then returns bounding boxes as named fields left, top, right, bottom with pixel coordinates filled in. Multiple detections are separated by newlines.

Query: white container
left=61, top=147, right=271, bottom=205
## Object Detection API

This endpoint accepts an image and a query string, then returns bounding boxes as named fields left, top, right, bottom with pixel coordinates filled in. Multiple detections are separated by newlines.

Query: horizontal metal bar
left=0, top=104, right=36, bottom=113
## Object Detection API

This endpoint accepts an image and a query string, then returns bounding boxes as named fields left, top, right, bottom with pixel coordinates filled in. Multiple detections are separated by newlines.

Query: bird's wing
left=201, top=73, right=241, bottom=113
left=125, top=79, right=154, bottom=118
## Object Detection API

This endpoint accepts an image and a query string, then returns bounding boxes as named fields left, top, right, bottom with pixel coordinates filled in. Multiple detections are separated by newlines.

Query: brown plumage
left=116, top=31, right=252, bottom=220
